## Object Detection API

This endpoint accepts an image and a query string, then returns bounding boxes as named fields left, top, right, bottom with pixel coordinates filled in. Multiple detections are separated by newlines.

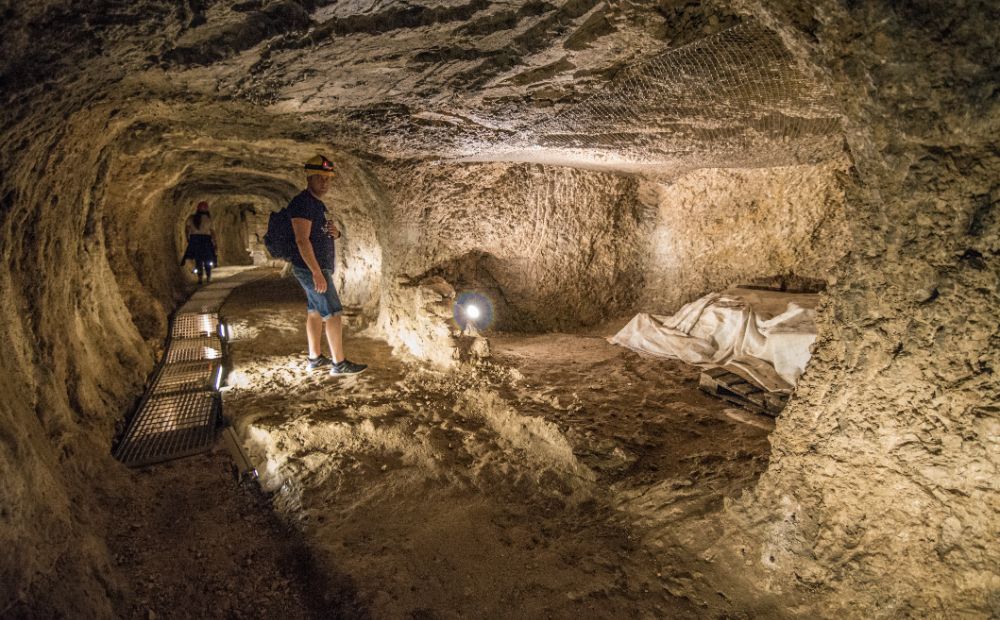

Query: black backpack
left=263, top=208, right=297, bottom=261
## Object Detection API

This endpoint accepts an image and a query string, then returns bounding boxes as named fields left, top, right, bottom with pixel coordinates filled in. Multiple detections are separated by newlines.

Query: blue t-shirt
left=286, top=190, right=335, bottom=270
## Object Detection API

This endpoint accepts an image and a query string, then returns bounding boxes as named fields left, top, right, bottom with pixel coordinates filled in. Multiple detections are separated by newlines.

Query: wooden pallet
left=698, top=367, right=788, bottom=417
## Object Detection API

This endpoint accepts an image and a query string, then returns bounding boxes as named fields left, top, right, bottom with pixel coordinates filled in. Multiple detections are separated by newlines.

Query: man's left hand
left=326, top=221, right=341, bottom=239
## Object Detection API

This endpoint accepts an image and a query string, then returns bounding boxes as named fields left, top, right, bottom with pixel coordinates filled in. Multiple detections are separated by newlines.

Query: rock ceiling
left=3, top=0, right=843, bottom=175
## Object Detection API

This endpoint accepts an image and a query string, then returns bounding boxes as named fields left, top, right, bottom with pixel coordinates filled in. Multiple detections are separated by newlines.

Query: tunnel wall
left=373, top=161, right=649, bottom=347
left=638, top=160, right=850, bottom=313
left=713, top=1, right=1000, bottom=616
left=0, top=102, right=155, bottom=617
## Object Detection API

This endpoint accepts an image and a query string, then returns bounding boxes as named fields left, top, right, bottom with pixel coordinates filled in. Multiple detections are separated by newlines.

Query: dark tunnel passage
left=1, top=0, right=997, bottom=618
left=169, top=173, right=304, bottom=268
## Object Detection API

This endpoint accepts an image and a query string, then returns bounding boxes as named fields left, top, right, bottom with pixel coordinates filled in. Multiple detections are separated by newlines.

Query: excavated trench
left=2, top=0, right=998, bottom=618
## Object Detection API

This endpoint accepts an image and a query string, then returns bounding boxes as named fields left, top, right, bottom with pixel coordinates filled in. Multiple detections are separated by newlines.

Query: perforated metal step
left=114, top=391, right=219, bottom=466
left=151, top=359, right=222, bottom=394
left=171, top=313, right=221, bottom=340
left=165, top=336, right=224, bottom=363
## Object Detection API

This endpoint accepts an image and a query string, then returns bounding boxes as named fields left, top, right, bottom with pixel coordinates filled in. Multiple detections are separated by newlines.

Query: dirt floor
left=108, top=450, right=365, bottom=619
left=113, top=272, right=778, bottom=619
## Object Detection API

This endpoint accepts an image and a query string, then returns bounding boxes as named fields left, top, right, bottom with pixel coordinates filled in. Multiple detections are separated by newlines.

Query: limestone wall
left=0, top=104, right=152, bottom=618
left=639, top=160, right=850, bottom=313
left=373, top=162, right=648, bottom=339
left=715, top=1, right=1000, bottom=616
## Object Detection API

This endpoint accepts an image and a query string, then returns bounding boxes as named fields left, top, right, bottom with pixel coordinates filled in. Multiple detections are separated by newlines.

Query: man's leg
left=306, top=312, right=324, bottom=359
left=315, top=270, right=364, bottom=374
left=324, top=315, right=345, bottom=363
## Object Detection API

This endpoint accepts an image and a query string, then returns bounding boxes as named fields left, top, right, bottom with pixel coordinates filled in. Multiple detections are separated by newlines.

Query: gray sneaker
left=306, top=355, right=331, bottom=371
left=330, top=359, right=367, bottom=376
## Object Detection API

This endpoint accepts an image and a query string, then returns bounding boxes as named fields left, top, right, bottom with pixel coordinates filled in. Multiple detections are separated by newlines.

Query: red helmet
left=196, top=201, right=209, bottom=212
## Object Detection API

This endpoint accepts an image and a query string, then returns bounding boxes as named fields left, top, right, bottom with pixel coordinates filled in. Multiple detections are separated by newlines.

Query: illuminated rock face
left=720, top=2, right=1000, bottom=615
left=637, top=160, right=851, bottom=313
left=376, top=162, right=646, bottom=327
left=0, top=0, right=996, bottom=617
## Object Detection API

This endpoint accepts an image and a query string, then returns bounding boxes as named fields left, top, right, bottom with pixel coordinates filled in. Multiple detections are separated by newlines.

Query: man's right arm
left=291, top=217, right=328, bottom=293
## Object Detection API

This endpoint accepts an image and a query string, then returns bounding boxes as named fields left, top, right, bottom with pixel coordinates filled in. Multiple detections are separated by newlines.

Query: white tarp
left=610, top=288, right=819, bottom=392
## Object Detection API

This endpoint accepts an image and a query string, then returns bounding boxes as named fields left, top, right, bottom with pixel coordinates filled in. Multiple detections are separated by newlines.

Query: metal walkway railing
left=115, top=268, right=265, bottom=467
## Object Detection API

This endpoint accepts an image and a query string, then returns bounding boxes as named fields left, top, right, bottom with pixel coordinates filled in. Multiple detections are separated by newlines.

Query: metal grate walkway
left=151, top=359, right=223, bottom=393
left=166, top=336, right=224, bottom=363
left=115, top=267, right=266, bottom=467
left=115, top=391, right=221, bottom=466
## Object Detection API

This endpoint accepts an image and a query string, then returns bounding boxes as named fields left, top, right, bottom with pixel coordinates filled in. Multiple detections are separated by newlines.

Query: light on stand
left=454, top=292, right=494, bottom=334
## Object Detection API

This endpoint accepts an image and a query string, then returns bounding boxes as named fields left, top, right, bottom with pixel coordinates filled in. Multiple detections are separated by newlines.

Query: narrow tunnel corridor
left=1, top=0, right=997, bottom=618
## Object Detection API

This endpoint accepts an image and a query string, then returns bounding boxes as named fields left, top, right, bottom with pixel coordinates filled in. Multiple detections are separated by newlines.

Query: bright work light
left=454, top=292, right=494, bottom=331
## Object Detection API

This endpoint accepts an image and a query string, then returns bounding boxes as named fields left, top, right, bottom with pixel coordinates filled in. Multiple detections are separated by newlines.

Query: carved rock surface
left=0, top=0, right=997, bottom=617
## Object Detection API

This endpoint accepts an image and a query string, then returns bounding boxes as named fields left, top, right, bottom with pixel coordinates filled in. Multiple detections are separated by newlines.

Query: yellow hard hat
left=304, top=154, right=336, bottom=177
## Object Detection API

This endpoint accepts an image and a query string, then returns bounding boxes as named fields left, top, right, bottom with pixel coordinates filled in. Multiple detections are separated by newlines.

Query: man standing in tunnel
left=288, top=154, right=367, bottom=375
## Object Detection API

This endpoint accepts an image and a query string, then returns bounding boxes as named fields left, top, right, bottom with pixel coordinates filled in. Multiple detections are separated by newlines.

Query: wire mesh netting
left=114, top=391, right=219, bottom=466
left=514, top=21, right=843, bottom=173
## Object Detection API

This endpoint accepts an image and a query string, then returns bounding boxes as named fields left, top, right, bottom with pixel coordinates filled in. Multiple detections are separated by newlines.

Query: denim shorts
left=291, top=265, right=343, bottom=319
